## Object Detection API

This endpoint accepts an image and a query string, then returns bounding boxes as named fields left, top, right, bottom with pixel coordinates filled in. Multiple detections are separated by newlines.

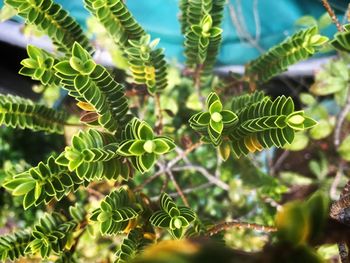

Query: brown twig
left=321, top=0, right=343, bottom=32
left=193, top=64, right=205, bottom=109
left=167, top=141, right=203, bottom=169
left=330, top=162, right=345, bottom=199
left=86, top=187, right=105, bottom=199
left=154, top=93, right=163, bottom=135
left=206, top=221, right=277, bottom=236
left=134, top=169, right=165, bottom=192
left=166, top=170, right=189, bottom=206
left=164, top=182, right=214, bottom=199
left=334, top=87, right=350, bottom=147
left=270, top=150, right=290, bottom=175
left=69, top=219, right=88, bottom=254
left=134, top=142, right=203, bottom=192
left=172, top=164, right=230, bottom=191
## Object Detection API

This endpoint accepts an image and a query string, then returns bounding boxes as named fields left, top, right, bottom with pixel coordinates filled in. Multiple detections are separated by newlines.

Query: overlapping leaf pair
left=118, top=118, right=176, bottom=173
left=189, top=92, right=238, bottom=146
left=91, top=188, right=141, bottom=235
left=0, top=93, right=68, bottom=134
left=54, top=42, right=129, bottom=133
left=149, top=193, right=196, bottom=239
left=56, top=129, right=130, bottom=181
left=246, top=27, right=328, bottom=83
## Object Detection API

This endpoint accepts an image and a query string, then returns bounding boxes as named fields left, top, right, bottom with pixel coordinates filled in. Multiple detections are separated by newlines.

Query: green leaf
left=209, top=119, right=223, bottom=134
left=210, top=27, right=223, bottom=38
left=221, top=110, right=237, bottom=124
left=284, top=132, right=309, bottom=151
left=153, top=138, right=171, bottom=154
left=191, top=25, right=202, bottom=36
left=0, top=4, right=17, bottom=22
left=295, top=15, right=317, bottom=28
left=54, top=61, right=77, bottom=76
left=118, top=141, right=135, bottom=156
left=129, top=140, right=146, bottom=155
left=309, top=119, right=332, bottom=140
left=12, top=181, right=36, bottom=196
left=219, top=141, right=231, bottom=161
left=338, top=135, right=350, bottom=161
left=196, top=112, right=210, bottom=125
left=209, top=100, right=222, bottom=114
left=138, top=122, right=154, bottom=140
left=23, top=189, right=36, bottom=209
left=318, top=13, right=332, bottom=29
left=72, top=42, right=90, bottom=62
left=139, top=153, right=156, bottom=172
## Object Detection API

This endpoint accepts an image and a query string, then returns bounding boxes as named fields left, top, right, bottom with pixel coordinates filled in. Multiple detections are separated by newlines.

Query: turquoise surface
left=0, top=0, right=346, bottom=64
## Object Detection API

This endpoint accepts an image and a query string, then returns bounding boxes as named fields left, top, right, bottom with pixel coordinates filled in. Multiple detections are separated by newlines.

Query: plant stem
left=321, top=0, right=343, bottom=32
left=154, top=93, right=163, bottom=135
left=172, top=164, right=229, bottom=191
left=334, top=87, right=350, bottom=147
left=167, top=141, right=203, bottom=169
left=166, top=170, right=189, bottom=206
left=164, top=182, right=214, bottom=199
left=206, top=221, right=277, bottom=236
left=194, top=64, right=205, bottom=109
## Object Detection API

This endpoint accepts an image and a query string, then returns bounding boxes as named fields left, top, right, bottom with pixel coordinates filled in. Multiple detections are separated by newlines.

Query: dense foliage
left=1, top=0, right=350, bottom=262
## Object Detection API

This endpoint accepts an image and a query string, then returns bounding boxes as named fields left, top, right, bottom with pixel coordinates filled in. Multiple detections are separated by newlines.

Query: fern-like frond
left=179, top=0, right=189, bottom=35
left=126, top=35, right=168, bottom=94
left=56, top=129, right=130, bottom=181
left=19, top=45, right=61, bottom=88
left=181, top=0, right=225, bottom=79
left=84, top=0, right=145, bottom=48
left=91, top=188, right=141, bottom=235
left=149, top=193, right=196, bottom=239
left=115, top=228, right=153, bottom=263
left=229, top=94, right=317, bottom=157
left=4, top=0, right=92, bottom=54
left=25, top=213, right=77, bottom=258
left=54, top=42, right=130, bottom=133
left=245, top=27, right=328, bottom=83
left=0, top=230, right=32, bottom=262
left=0, top=93, right=67, bottom=134
left=231, top=91, right=267, bottom=113
left=3, top=156, right=83, bottom=209
left=84, top=1, right=168, bottom=94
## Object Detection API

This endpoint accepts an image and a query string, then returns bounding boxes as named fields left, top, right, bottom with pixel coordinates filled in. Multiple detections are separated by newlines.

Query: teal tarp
left=0, top=0, right=346, bottom=64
